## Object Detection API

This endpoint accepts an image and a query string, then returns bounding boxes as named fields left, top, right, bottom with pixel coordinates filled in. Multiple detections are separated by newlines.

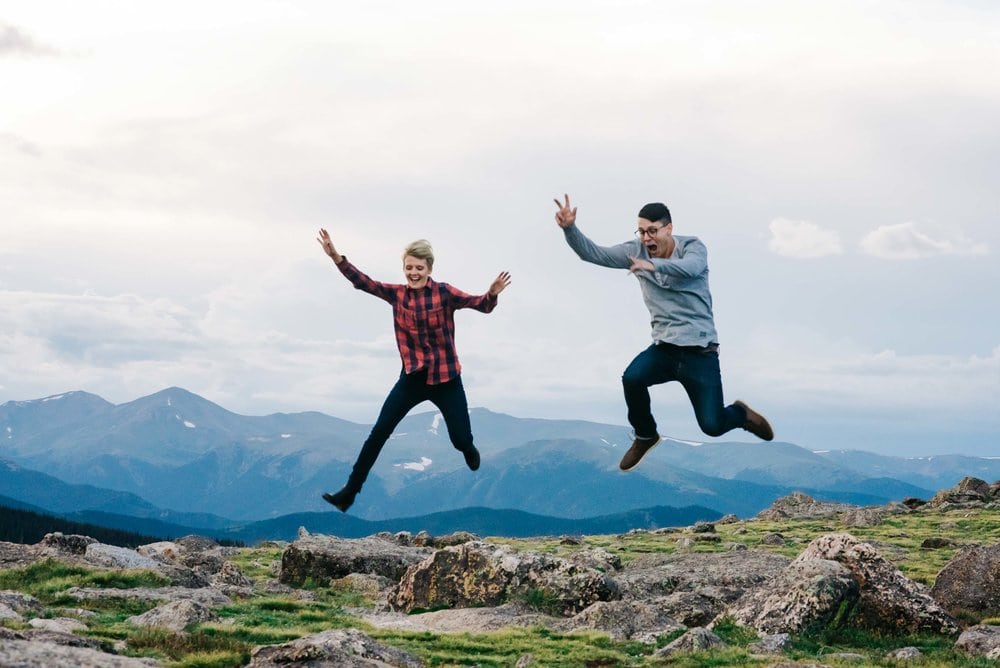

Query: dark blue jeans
left=622, top=343, right=744, bottom=439
left=346, top=369, right=474, bottom=490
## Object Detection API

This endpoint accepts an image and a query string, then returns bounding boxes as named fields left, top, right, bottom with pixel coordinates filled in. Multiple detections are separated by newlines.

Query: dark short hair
left=638, top=202, right=671, bottom=224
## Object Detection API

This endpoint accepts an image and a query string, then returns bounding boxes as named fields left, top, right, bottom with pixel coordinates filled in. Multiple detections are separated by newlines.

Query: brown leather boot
left=734, top=400, right=774, bottom=441
left=619, top=435, right=662, bottom=471
left=322, top=484, right=359, bottom=512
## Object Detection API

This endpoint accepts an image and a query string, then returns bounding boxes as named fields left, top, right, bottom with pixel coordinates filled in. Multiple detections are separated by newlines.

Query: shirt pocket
left=394, top=306, right=417, bottom=332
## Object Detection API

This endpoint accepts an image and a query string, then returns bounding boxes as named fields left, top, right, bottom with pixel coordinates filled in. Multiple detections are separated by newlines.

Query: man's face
left=403, top=255, right=432, bottom=289
left=636, top=218, right=673, bottom=258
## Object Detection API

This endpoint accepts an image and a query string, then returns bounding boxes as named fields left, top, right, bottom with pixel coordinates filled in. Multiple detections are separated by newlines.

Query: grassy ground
left=0, top=506, right=997, bottom=667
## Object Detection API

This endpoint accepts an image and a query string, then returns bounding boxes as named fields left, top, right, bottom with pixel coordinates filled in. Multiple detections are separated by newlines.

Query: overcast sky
left=2, top=1, right=998, bottom=456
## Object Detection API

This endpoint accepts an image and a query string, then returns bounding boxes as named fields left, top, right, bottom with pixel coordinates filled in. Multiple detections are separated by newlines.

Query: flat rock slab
left=0, top=638, right=161, bottom=667
left=247, top=628, right=423, bottom=667
left=280, top=535, right=433, bottom=586
left=64, top=586, right=231, bottom=607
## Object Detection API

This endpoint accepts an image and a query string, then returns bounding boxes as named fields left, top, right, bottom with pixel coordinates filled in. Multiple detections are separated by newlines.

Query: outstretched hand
left=628, top=256, right=655, bottom=273
left=553, top=193, right=577, bottom=229
left=489, top=271, right=512, bottom=296
left=316, top=228, right=343, bottom=264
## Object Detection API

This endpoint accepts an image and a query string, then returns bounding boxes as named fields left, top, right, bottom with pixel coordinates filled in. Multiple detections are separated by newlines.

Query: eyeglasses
left=635, top=225, right=665, bottom=238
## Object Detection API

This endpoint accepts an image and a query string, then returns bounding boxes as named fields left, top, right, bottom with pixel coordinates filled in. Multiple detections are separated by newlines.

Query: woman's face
left=402, top=254, right=431, bottom=289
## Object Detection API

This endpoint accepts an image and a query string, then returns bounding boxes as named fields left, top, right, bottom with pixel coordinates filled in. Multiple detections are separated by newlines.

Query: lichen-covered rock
left=65, top=586, right=231, bottom=607
left=38, top=532, right=97, bottom=556
left=757, top=492, right=852, bottom=520
left=929, top=477, right=992, bottom=507
left=842, top=507, right=882, bottom=527
left=566, top=547, right=622, bottom=573
left=331, top=572, right=395, bottom=600
left=0, top=590, right=44, bottom=616
left=388, top=541, right=619, bottom=616
left=127, top=599, right=217, bottom=633
left=28, top=617, right=88, bottom=633
left=616, top=550, right=790, bottom=603
left=726, top=558, right=859, bottom=634
left=654, top=627, right=725, bottom=657
left=565, top=599, right=684, bottom=641
left=0, top=540, right=40, bottom=567
left=794, top=533, right=958, bottom=635
left=930, top=543, right=1000, bottom=618
left=246, top=628, right=422, bottom=667
left=886, top=646, right=922, bottom=659
left=954, top=624, right=1000, bottom=657
left=280, top=534, right=433, bottom=586
left=748, top=632, right=791, bottom=654
left=0, top=637, right=160, bottom=667
left=362, top=602, right=554, bottom=634
left=209, top=560, right=253, bottom=589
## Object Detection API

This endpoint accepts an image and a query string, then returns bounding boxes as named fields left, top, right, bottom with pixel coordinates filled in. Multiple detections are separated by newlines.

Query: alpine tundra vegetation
left=1, top=478, right=1000, bottom=666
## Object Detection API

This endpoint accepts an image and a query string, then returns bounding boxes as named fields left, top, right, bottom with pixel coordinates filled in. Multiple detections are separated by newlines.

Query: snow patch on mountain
left=396, top=456, right=432, bottom=471
left=429, top=413, right=442, bottom=435
left=669, top=437, right=704, bottom=447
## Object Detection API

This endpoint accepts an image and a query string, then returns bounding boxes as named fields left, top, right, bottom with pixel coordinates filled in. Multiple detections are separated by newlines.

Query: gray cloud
left=0, top=23, right=55, bottom=56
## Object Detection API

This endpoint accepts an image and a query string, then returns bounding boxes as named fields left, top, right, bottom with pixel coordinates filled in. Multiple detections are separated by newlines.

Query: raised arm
left=553, top=194, right=635, bottom=269
left=445, top=271, right=510, bottom=313
left=317, top=228, right=344, bottom=264
left=316, top=228, right=395, bottom=303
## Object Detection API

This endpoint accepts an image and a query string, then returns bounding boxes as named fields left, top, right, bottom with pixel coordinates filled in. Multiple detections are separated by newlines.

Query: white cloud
left=860, top=222, right=989, bottom=260
left=768, top=218, right=843, bottom=258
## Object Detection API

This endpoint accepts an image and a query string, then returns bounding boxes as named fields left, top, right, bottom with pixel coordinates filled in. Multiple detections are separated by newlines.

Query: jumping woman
left=316, top=228, right=511, bottom=512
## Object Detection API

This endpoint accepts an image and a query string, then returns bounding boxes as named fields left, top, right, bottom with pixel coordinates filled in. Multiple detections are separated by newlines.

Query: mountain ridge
left=2, top=387, right=991, bottom=524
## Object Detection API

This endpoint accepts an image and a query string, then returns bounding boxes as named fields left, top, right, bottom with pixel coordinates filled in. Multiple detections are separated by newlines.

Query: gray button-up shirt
left=563, top=224, right=719, bottom=346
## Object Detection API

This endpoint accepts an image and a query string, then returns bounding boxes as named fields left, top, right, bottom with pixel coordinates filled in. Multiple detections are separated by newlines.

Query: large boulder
left=0, top=540, right=41, bottom=568
left=0, top=637, right=160, bottom=667
left=83, top=544, right=205, bottom=587
left=127, top=599, right=218, bottom=633
left=615, top=550, right=791, bottom=604
left=64, top=586, right=231, bottom=607
left=929, top=477, right=993, bottom=508
left=794, top=534, right=958, bottom=635
left=842, top=507, right=882, bottom=527
left=931, top=543, right=1000, bottom=618
left=726, top=558, right=859, bottom=634
left=280, top=534, right=433, bottom=586
left=757, top=492, right=852, bottom=520
left=0, top=590, right=44, bottom=616
left=247, top=628, right=423, bottom=667
left=388, top=541, right=619, bottom=616
left=565, top=599, right=685, bottom=642
left=654, top=627, right=725, bottom=657
left=954, top=625, right=1000, bottom=658
left=38, top=532, right=98, bottom=556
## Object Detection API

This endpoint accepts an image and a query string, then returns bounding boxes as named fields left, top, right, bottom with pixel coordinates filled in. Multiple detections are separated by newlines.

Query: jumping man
left=552, top=195, right=773, bottom=471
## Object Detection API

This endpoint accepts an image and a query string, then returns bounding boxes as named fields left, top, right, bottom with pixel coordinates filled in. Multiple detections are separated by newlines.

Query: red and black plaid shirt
left=337, top=258, right=498, bottom=385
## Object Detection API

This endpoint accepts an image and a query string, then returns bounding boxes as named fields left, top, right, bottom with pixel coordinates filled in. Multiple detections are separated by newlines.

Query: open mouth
left=645, top=242, right=658, bottom=255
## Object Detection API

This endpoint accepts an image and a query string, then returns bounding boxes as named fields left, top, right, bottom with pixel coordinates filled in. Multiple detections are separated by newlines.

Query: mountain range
left=2, top=388, right=997, bottom=539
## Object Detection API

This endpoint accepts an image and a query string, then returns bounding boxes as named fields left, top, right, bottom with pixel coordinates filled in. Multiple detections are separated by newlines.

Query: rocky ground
left=1, top=476, right=1000, bottom=666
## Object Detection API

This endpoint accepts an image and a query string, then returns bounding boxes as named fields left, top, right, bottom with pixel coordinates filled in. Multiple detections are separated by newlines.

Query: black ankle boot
left=461, top=445, right=481, bottom=471
left=322, top=484, right=359, bottom=512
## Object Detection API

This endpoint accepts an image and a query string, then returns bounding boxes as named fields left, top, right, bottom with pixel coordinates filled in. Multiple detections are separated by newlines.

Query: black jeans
left=346, top=369, right=475, bottom=490
left=622, top=342, right=745, bottom=439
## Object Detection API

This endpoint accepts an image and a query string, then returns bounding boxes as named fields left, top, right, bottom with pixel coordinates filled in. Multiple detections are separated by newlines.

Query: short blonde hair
left=403, top=239, right=434, bottom=268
